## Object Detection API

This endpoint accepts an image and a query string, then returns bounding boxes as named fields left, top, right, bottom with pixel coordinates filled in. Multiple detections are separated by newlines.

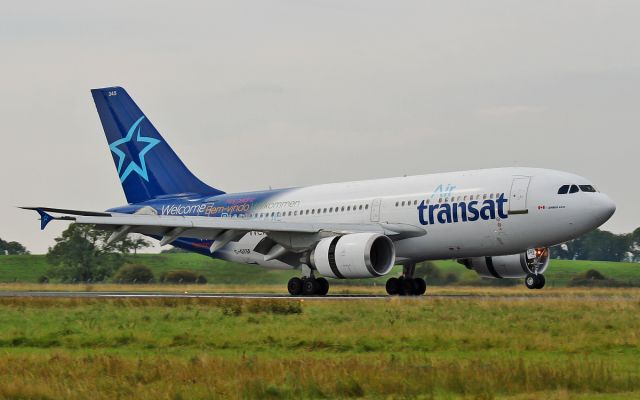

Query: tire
left=525, top=274, right=538, bottom=290
left=386, top=277, right=399, bottom=295
left=316, top=277, right=329, bottom=295
left=414, top=278, right=427, bottom=295
left=402, top=277, right=417, bottom=296
left=302, top=278, right=318, bottom=296
left=535, top=274, right=546, bottom=289
left=288, top=277, right=303, bottom=296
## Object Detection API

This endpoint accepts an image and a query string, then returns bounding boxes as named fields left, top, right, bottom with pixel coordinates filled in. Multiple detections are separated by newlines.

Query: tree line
left=45, top=224, right=150, bottom=282
left=0, top=238, right=29, bottom=255
left=3, top=223, right=639, bottom=283
left=554, top=227, right=640, bottom=262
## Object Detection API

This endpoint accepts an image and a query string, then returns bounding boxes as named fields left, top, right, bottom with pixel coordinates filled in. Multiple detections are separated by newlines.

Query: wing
left=23, top=207, right=426, bottom=255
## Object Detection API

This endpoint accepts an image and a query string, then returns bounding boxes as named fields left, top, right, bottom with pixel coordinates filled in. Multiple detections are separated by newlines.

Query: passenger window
left=365, top=204, right=369, bottom=210
left=396, top=202, right=399, bottom=207
left=359, top=205, right=363, bottom=210
left=558, top=185, right=569, bottom=194
left=401, top=201, right=405, bottom=206
left=347, top=206, right=351, bottom=211
left=570, top=185, right=579, bottom=194
left=341, top=206, right=345, bottom=211
left=579, top=185, right=596, bottom=192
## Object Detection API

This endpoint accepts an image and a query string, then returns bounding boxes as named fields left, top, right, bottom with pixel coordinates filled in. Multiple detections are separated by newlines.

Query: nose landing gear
left=525, top=273, right=545, bottom=289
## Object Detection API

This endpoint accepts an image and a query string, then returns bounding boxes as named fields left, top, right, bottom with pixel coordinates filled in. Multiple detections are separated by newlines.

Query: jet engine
left=458, top=248, right=550, bottom=279
left=311, top=233, right=396, bottom=279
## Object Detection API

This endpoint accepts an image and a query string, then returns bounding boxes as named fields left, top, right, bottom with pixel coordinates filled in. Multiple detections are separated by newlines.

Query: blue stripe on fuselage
left=107, top=188, right=295, bottom=218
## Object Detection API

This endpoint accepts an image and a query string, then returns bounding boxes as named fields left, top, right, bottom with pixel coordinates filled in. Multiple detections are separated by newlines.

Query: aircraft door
left=509, top=176, right=531, bottom=214
left=370, top=198, right=381, bottom=222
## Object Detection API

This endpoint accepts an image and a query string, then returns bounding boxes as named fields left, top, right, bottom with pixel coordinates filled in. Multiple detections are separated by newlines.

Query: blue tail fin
left=91, top=87, right=224, bottom=203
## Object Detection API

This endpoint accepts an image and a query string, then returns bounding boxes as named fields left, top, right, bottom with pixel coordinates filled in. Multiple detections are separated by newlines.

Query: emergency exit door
left=509, top=177, right=531, bottom=214
left=370, top=198, right=381, bottom=222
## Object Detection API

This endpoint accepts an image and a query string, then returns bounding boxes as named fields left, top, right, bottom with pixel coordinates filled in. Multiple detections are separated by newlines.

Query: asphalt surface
left=0, top=291, right=632, bottom=301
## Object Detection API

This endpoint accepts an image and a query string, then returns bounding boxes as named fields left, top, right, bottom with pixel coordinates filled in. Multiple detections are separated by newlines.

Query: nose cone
left=595, top=194, right=616, bottom=226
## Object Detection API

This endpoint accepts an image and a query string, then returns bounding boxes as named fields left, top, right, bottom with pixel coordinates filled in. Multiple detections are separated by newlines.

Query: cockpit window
left=579, top=185, right=596, bottom=192
left=558, top=185, right=570, bottom=194
left=569, top=184, right=579, bottom=193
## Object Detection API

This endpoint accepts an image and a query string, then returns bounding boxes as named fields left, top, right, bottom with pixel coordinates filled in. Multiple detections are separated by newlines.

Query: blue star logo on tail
left=109, top=116, right=160, bottom=182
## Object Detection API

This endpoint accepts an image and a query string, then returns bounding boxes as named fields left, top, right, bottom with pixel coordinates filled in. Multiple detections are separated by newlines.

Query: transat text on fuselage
left=417, top=194, right=508, bottom=225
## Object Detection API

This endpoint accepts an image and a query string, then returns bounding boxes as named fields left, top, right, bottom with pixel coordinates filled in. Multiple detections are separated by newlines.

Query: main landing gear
left=385, top=263, right=427, bottom=296
left=525, top=273, right=546, bottom=289
left=287, top=276, right=330, bottom=296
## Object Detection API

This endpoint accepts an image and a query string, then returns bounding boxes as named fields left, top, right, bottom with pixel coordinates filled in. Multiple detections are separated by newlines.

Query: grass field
left=0, top=253, right=639, bottom=287
left=1, top=256, right=637, bottom=398
left=0, top=291, right=638, bottom=399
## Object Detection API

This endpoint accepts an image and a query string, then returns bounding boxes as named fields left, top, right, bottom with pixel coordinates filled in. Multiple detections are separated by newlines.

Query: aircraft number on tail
left=108, top=90, right=118, bottom=97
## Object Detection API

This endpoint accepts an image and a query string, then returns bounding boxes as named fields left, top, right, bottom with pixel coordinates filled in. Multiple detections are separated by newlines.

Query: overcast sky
left=1, top=1, right=638, bottom=254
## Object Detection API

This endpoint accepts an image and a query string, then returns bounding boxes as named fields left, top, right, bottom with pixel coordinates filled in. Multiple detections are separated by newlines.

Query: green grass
left=432, top=259, right=640, bottom=286
left=1, top=253, right=638, bottom=286
left=0, top=295, right=638, bottom=399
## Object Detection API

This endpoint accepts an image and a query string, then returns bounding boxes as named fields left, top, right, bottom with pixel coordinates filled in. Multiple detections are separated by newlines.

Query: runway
left=0, top=291, right=633, bottom=301
left=0, top=291, right=390, bottom=300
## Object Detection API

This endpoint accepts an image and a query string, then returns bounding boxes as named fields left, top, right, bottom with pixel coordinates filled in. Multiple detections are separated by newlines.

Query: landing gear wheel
left=386, top=277, right=400, bottom=295
left=402, top=277, right=417, bottom=296
left=316, top=277, right=329, bottom=295
left=414, top=278, right=427, bottom=295
left=302, top=278, right=318, bottom=296
left=535, top=274, right=546, bottom=289
left=525, top=274, right=539, bottom=290
left=288, top=277, right=303, bottom=295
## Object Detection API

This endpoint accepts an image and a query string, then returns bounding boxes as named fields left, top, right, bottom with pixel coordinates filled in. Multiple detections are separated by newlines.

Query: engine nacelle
left=459, top=248, right=550, bottom=279
left=311, top=233, right=396, bottom=279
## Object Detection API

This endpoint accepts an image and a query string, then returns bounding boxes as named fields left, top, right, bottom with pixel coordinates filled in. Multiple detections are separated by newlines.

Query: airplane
left=24, top=86, right=616, bottom=296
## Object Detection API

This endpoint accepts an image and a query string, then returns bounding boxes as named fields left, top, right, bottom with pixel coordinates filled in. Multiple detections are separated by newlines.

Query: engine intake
left=311, top=233, right=396, bottom=279
left=459, top=248, right=550, bottom=279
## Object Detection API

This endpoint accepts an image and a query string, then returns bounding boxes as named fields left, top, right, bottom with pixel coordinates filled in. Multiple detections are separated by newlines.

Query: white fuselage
left=214, top=167, right=615, bottom=269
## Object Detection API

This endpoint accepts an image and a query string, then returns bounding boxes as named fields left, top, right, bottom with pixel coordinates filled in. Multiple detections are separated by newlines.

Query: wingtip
left=20, top=207, right=54, bottom=230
